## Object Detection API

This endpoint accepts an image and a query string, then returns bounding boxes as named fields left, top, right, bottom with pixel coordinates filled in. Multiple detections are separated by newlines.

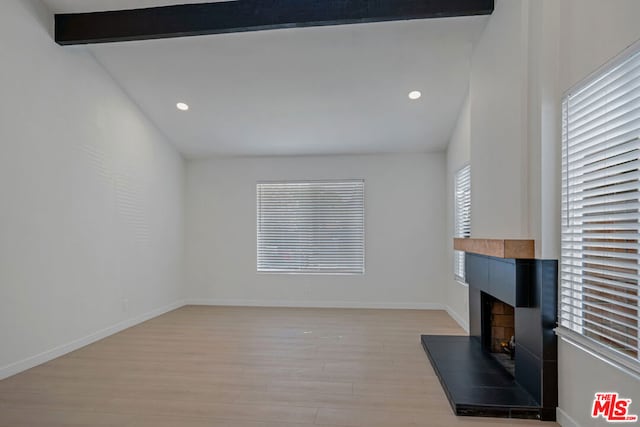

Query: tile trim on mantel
left=454, top=238, right=535, bottom=259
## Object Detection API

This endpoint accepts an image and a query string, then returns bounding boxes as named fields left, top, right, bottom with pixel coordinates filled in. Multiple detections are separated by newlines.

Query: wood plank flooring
left=0, top=306, right=559, bottom=426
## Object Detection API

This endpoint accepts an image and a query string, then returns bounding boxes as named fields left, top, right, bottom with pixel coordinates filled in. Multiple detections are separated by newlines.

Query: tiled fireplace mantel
left=454, top=238, right=535, bottom=259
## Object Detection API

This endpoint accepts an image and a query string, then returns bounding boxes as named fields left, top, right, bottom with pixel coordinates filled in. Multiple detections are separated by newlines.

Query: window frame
left=256, top=179, right=365, bottom=275
left=557, top=40, right=640, bottom=377
left=454, top=164, right=471, bottom=284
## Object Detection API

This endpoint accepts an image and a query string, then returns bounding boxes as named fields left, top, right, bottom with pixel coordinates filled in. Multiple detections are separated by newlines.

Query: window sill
left=454, top=276, right=468, bottom=287
left=555, top=327, right=640, bottom=381
left=257, top=270, right=364, bottom=276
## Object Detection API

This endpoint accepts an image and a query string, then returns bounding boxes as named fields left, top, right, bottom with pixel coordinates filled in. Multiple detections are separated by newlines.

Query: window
left=560, top=44, right=640, bottom=372
left=454, top=165, right=471, bottom=282
left=257, top=180, right=364, bottom=274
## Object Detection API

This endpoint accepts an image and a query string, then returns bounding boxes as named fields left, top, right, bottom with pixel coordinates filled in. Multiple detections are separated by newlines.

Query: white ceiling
left=44, top=1, right=487, bottom=158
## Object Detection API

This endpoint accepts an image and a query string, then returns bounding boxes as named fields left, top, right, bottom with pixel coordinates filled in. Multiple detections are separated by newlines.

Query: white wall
left=444, top=0, right=640, bottom=425
left=0, top=0, right=184, bottom=378
left=445, top=95, right=471, bottom=330
left=469, top=0, right=530, bottom=239
left=444, top=0, right=530, bottom=331
left=185, top=153, right=447, bottom=308
left=553, top=1, right=640, bottom=425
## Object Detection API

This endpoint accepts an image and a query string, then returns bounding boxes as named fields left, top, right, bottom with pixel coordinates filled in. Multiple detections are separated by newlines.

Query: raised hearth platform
left=421, top=335, right=541, bottom=419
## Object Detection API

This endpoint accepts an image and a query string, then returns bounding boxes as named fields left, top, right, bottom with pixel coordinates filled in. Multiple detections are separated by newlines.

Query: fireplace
left=483, top=293, right=516, bottom=376
left=421, top=252, right=558, bottom=421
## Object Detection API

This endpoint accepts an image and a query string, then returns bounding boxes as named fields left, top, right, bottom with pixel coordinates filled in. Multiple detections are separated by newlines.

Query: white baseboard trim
left=0, top=300, right=185, bottom=381
left=184, top=298, right=444, bottom=310
left=556, top=407, right=581, bottom=427
left=445, top=305, right=469, bottom=333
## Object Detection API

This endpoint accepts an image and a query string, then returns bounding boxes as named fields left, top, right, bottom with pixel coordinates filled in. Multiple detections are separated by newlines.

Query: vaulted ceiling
left=42, top=1, right=488, bottom=158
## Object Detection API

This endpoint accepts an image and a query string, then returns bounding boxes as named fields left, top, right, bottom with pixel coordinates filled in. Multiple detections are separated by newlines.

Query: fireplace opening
left=482, top=293, right=515, bottom=377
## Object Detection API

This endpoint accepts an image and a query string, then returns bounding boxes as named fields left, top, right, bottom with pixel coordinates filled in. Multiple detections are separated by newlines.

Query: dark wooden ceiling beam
left=54, top=0, right=494, bottom=46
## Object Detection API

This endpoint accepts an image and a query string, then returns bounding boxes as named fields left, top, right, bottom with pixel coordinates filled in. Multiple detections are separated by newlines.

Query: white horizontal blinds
left=257, top=180, right=364, bottom=274
left=454, top=165, right=471, bottom=282
left=561, top=47, right=640, bottom=362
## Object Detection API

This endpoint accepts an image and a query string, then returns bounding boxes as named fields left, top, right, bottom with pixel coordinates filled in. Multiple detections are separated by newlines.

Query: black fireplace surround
left=421, top=253, right=558, bottom=421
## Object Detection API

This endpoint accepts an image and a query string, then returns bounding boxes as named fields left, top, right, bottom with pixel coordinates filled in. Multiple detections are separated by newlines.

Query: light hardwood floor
left=0, top=306, right=559, bottom=426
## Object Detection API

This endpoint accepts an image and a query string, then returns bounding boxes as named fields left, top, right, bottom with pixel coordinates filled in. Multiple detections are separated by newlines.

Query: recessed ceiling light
left=176, top=102, right=189, bottom=111
left=408, top=91, right=422, bottom=100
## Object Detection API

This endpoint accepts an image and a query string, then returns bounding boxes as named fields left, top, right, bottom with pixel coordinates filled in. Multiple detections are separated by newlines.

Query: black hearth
left=421, top=253, right=558, bottom=421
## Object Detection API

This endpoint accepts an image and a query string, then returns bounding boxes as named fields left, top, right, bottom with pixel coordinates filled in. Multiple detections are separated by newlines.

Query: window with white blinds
left=560, top=45, right=640, bottom=370
left=454, top=165, right=471, bottom=282
left=257, top=180, right=364, bottom=274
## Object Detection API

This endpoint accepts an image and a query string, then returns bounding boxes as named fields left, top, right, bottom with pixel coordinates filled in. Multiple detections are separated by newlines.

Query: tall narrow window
left=560, top=44, right=640, bottom=371
left=454, top=165, right=471, bottom=282
left=257, top=180, right=364, bottom=274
